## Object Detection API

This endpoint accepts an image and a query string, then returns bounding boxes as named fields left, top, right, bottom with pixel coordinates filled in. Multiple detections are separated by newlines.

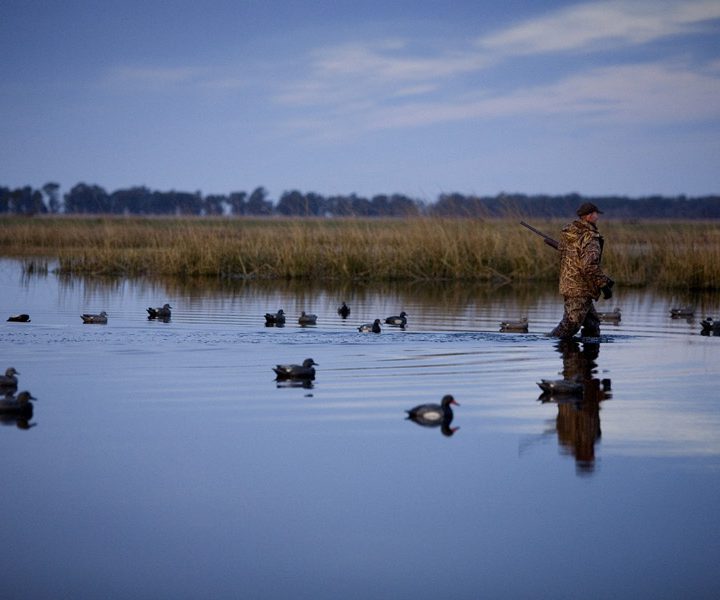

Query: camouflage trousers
left=551, top=296, right=601, bottom=339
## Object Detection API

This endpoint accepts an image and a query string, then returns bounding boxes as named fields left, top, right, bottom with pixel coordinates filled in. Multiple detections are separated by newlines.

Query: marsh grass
left=1, top=216, right=719, bottom=288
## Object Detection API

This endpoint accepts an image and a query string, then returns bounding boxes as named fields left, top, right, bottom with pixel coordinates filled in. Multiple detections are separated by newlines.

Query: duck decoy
left=81, top=311, right=108, bottom=324
left=358, top=319, right=382, bottom=333
left=701, top=317, right=720, bottom=335
left=147, top=303, right=172, bottom=320
left=598, top=308, right=622, bottom=322
left=273, top=358, right=318, bottom=380
left=7, top=314, right=31, bottom=322
left=500, top=317, right=528, bottom=332
left=670, top=306, right=694, bottom=318
left=405, top=394, right=460, bottom=436
left=537, top=378, right=584, bottom=396
left=298, top=311, right=318, bottom=326
left=265, top=309, right=286, bottom=326
left=0, top=390, right=36, bottom=417
left=385, top=311, right=408, bottom=327
left=338, top=302, right=351, bottom=318
left=0, top=367, right=19, bottom=391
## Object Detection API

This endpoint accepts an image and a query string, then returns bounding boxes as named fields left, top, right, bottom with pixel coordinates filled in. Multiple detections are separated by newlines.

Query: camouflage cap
left=576, top=202, right=603, bottom=217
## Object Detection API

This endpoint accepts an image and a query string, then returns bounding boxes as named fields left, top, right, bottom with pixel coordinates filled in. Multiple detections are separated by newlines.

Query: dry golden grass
left=1, top=216, right=718, bottom=288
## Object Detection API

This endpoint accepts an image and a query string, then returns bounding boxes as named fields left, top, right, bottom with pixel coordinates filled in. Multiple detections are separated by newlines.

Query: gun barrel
left=520, top=221, right=559, bottom=250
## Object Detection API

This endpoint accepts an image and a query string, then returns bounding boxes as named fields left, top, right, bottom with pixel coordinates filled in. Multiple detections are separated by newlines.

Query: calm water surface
left=1, top=259, right=719, bottom=599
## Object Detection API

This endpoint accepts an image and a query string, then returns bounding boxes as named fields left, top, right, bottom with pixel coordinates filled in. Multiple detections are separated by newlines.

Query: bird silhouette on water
left=385, top=311, right=408, bottom=327
left=147, top=303, right=172, bottom=320
left=0, top=367, right=20, bottom=392
left=358, top=319, right=382, bottom=333
left=7, top=314, right=30, bottom=322
left=81, top=311, right=108, bottom=324
left=405, top=394, right=460, bottom=437
left=273, top=358, right=318, bottom=380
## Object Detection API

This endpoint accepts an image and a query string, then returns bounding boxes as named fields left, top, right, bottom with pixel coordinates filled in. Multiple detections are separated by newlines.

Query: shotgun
left=520, top=221, right=559, bottom=250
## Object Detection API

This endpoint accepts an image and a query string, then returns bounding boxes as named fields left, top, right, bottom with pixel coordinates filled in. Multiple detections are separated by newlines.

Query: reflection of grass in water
left=1, top=216, right=719, bottom=289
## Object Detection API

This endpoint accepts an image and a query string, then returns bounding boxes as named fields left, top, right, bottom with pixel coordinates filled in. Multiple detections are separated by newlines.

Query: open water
left=1, top=259, right=719, bottom=599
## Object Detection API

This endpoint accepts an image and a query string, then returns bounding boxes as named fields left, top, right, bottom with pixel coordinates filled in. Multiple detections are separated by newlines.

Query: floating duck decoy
left=385, top=311, right=408, bottom=327
left=147, top=303, right=172, bottom=320
left=670, top=306, right=694, bottom=318
left=537, top=378, right=584, bottom=396
left=0, top=367, right=19, bottom=391
left=265, top=309, right=286, bottom=326
left=598, top=308, right=622, bottom=322
left=273, top=358, right=318, bottom=380
left=701, top=317, right=720, bottom=335
left=358, top=319, right=382, bottom=333
left=338, top=302, right=351, bottom=318
left=500, top=317, right=528, bottom=332
left=405, top=394, right=460, bottom=436
left=298, top=311, right=318, bottom=326
left=81, top=311, right=108, bottom=324
left=0, top=390, right=36, bottom=417
left=7, top=314, right=30, bottom=322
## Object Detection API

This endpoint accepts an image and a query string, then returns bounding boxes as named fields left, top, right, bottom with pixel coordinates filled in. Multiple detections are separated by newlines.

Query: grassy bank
left=1, top=216, right=718, bottom=288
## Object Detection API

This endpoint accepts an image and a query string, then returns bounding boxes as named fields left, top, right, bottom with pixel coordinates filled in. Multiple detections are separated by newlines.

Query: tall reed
left=1, top=216, right=718, bottom=288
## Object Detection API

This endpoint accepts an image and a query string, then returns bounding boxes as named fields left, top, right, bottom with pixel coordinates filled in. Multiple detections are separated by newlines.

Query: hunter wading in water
left=551, top=202, right=614, bottom=339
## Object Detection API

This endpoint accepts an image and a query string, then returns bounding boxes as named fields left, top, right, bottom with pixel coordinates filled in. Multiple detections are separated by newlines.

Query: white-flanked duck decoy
left=298, top=311, right=318, bottom=326
left=147, top=303, right=172, bottom=320
left=405, top=394, right=460, bottom=436
left=537, top=378, right=584, bottom=396
left=500, top=317, right=528, bottom=332
left=358, top=319, right=382, bottom=333
left=7, top=314, right=31, bottom=322
left=338, top=302, right=351, bottom=318
left=0, top=390, right=36, bottom=417
left=670, top=306, right=694, bottom=318
left=265, top=309, right=286, bottom=326
left=701, top=317, right=719, bottom=335
left=273, top=358, right=318, bottom=380
left=0, top=367, right=19, bottom=391
left=81, top=311, right=108, bottom=324
left=598, top=308, right=622, bottom=322
left=385, top=311, right=408, bottom=327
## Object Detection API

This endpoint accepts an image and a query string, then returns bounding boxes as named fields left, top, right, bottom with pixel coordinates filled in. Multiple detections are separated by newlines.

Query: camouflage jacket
left=558, top=220, right=609, bottom=299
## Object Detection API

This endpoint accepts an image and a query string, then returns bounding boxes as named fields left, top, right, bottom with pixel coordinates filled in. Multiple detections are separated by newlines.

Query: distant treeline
left=2, top=182, right=720, bottom=219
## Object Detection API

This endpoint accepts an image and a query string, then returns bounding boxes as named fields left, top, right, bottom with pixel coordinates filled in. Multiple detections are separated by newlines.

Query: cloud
left=477, top=0, right=720, bottom=55
left=271, top=0, right=720, bottom=140
left=281, top=62, right=720, bottom=139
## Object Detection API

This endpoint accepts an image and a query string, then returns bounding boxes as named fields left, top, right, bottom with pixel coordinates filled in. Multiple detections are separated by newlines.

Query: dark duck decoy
left=670, top=306, right=694, bottom=318
left=7, top=314, right=31, bottom=322
left=338, top=302, right=351, bottom=318
left=265, top=309, right=286, bottom=326
left=405, top=394, right=460, bottom=436
left=147, top=303, right=172, bottom=320
left=81, top=311, right=108, bottom=324
left=500, top=317, right=528, bottom=332
left=598, top=307, right=622, bottom=323
left=0, top=367, right=20, bottom=391
left=385, top=311, right=408, bottom=327
left=298, top=311, right=318, bottom=326
left=273, top=358, right=318, bottom=380
left=0, top=390, right=36, bottom=418
left=358, top=319, right=382, bottom=333
left=701, top=317, right=720, bottom=335
left=537, top=378, right=584, bottom=397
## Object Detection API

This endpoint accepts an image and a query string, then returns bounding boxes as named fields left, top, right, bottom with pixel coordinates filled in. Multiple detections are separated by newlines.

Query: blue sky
left=1, top=0, right=719, bottom=199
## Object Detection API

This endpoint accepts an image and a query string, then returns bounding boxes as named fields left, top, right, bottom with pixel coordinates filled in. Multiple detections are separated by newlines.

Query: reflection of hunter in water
left=538, top=340, right=611, bottom=474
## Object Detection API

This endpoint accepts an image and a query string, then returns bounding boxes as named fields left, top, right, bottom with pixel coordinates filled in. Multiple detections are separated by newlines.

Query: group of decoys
left=265, top=304, right=408, bottom=334
left=0, top=367, right=36, bottom=428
